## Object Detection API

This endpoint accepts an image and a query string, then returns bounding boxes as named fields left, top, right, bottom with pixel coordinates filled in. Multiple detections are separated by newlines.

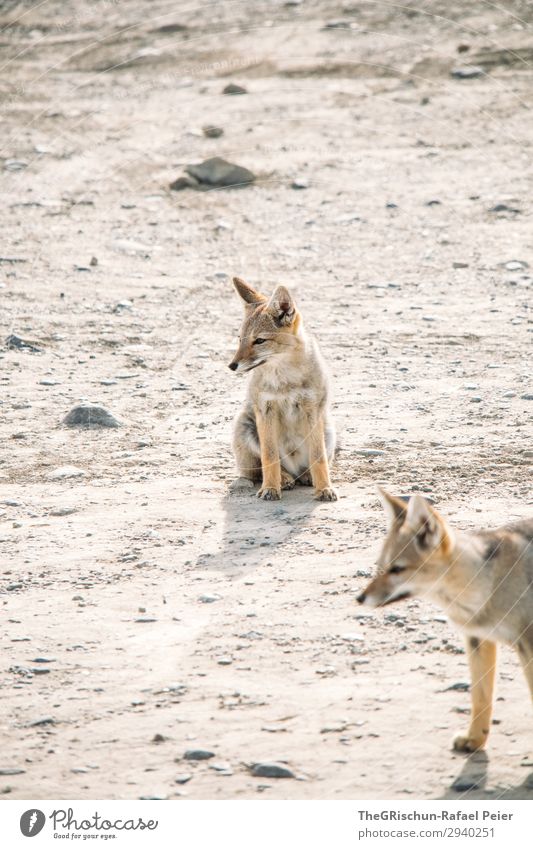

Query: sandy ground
left=0, top=0, right=532, bottom=800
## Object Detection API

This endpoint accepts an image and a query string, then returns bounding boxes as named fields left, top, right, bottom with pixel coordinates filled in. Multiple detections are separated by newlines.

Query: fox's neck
left=452, top=529, right=492, bottom=565
left=430, top=529, right=492, bottom=610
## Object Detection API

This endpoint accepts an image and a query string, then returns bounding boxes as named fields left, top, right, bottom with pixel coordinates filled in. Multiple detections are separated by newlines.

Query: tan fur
left=228, top=277, right=337, bottom=501
left=358, top=488, right=533, bottom=751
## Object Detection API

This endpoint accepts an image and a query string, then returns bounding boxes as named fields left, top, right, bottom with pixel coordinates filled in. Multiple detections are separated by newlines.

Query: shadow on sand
left=196, top=482, right=322, bottom=573
left=439, top=751, right=533, bottom=800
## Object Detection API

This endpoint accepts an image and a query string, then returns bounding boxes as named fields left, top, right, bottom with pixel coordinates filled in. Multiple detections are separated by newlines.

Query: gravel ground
left=0, top=0, right=532, bottom=800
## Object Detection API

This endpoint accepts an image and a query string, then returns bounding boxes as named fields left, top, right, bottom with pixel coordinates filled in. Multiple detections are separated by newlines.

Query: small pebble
left=202, top=125, right=224, bottom=138
left=250, top=763, right=295, bottom=779
left=183, top=749, right=215, bottom=761
left=47, top=467, right=86, bottom=480
left=223, top=83, right=247, bottom=95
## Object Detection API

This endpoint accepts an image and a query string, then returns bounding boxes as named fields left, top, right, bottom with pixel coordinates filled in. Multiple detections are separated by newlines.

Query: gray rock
left=5, top=334, right=42, bottom=353
left=520, top=393, right=533, bottom=401
left=185, top=157, right=255, bottom=188
left=210, top=761, right=232, bottom=773
left=452, top=775, right=482, bottom=791
left=170, top=174, right=199, bottom=191
left=223, top=83, right=247, bottom=95
left=175, top=774, right=192, bottom=784
left=183, top=749, right=215, bottom=761
left=63, top=405, right=120, bottom=429
left=202, top=125, right=224, bottom=138
left=5, top=159, right=28, bottom=171
left=50, top=507, right=78, bottom=517
left=114, top=300, right=133, bottom=312
left=489, top=203, right=521, bottom=214
left=28, top=716, right=55, bottom=726
left=250, top=762, right=295, bottom=779
left=504, top=260, right=528, bottom=271
left=198, top=593, right=221, bottom=603
left=451, top=66, right=484, bottom=79
left=291, top=178, right=308, bottom=190
left=0, top=768, right=25, bottom=775
left=354, top=449, right=385, bottom=457
left=323, top=19, right=352, bottom=29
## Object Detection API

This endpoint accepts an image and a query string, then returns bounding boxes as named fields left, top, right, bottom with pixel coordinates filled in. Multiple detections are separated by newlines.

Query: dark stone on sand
left=185, top=157, right=255, bottom=188
left=63, top=405, right=120, bottom=429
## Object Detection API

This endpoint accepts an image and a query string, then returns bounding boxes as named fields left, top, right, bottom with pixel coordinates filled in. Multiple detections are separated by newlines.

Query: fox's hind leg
left=453, top=637, right=497, bottom=752
left=515, top=631, right=533, bottom=704
left=233, top=410, right=262, bottom=483
left=280, top=468, right=296, bottom=490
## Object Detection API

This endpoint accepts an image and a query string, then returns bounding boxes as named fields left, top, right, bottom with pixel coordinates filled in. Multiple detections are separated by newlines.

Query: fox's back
left=470, top=518, right=533, bottom=640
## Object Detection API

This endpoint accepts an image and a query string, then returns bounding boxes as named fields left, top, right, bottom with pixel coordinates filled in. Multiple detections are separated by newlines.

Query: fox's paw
left=258, top=486, right=281, bottom=501
left=453, top=733, right=487, bottom=753
left=316, top=487, right=338, bottom=502
left=228, top=477, right=255, bottom=494
left=280, top=471, right=295, bottom=491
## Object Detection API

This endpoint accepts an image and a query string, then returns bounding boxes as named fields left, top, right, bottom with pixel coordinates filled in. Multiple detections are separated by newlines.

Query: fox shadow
left=196, top=481, right=323, bottom=573
left=438, top=751, right=533, bottom=800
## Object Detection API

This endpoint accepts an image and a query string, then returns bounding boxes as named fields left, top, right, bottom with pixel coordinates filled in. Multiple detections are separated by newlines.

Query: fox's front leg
left=307, top=416, right=337, bottom=502
left=255, top=406, right=281, bottom=500
left=454, top=637, right=497, bottom=752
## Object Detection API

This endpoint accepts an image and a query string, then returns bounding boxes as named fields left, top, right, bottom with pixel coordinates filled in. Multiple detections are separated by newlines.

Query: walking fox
left=358, top=488, right=533, bottom=751
left=228, top=276, right=337, bottom=501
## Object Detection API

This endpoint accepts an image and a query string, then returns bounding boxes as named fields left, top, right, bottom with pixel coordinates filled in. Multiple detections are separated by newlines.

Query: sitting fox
left=228, top=276, right=337, bottom=501
left=358, top=488, right=533, bottom=752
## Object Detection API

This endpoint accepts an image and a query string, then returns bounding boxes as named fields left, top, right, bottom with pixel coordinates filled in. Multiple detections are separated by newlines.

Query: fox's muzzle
left=228, top=361, right=238, bottom=371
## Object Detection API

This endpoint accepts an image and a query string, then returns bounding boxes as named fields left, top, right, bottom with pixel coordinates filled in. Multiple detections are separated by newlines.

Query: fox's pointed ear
left=405, top=494, right=442, bottom=550
left=267, top=285, right=296, bottom=326
left=377, top=486, right=407, bottom=526
left=232, top=276, right=265, bottom=305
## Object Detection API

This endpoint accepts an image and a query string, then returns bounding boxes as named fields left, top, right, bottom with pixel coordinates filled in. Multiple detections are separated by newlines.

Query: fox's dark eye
left=389, top=564, right=406, bottom=575
left=253, top=338, right=267, bottom=345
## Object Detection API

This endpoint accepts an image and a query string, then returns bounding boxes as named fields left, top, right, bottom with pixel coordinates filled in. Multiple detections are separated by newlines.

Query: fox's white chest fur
left=259, top=387, right=315, bottom=476
left=250, top=356, right=334, bottom=477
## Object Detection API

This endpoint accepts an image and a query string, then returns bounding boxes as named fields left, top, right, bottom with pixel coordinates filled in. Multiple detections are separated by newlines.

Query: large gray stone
left=63, top=405, right=120, bottom=428
left=185, top=157, right=255, bottom=188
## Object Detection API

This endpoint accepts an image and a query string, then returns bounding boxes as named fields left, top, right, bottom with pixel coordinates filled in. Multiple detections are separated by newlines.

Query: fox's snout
left=356, top=591, right=367, bottom=604
left=228, top=361, right=238, bottom=371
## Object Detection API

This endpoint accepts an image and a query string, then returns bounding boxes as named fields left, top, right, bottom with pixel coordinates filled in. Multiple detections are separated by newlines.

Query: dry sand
left=0, top=0, right=532, bottom=799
